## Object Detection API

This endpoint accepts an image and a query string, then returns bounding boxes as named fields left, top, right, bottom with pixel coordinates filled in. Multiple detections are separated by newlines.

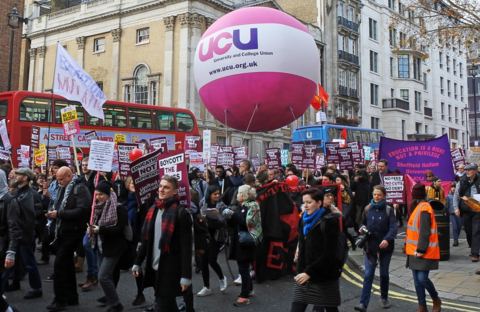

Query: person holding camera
left=354, top=185, right=397, bottom=312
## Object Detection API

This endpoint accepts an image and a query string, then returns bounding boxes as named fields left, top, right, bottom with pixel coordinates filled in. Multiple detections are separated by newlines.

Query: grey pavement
left=348, top=236, right=480, bottom=305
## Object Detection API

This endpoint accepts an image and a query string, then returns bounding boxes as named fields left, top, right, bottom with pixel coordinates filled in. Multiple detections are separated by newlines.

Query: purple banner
left=130, top=149, right=162, bottom=205
left=265, top=148, right=281, bottom=169
left=379, top=134, right=454, bottom=181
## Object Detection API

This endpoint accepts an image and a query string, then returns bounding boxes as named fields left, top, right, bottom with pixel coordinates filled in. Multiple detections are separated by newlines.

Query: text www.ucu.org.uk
left=208, top=61, right=258, bottom=76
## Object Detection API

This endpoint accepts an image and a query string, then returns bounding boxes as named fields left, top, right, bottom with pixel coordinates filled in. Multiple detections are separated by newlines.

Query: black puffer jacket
left=7, top=185, right=38, bottom=253
left=56, top=180, right=92, bottom=238
left=297, top=210, right=341, bottom=282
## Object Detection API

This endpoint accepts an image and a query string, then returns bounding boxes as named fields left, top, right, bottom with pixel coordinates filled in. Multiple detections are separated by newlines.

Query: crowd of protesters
left=0, top=155, right=477, bottom=312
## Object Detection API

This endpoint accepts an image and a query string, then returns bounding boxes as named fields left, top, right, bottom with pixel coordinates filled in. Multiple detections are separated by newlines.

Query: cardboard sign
left=34, top=148, right=47, bottom=166
left=384, top=175, right=405, bottom=204
left=338, top=147, right=353, bottom=170
left=184, top=135, right=201, bottom=157
left=150, top=137, right=168, bottom=153
left=84, top=130, right=98, bottom=143
left=325, top=142, right=340, bottom=164
left=114, top=133, right=126, bottom=144
left=130, top=149, right=162, bottom=205
left=217, top=152, right=235, bottom=169
left=55, top=146, right=71, bottom=161
left=158, top=150, right=190, bottom=207
left=451, top=148, right=465, bottom=170
left=303, top=144, right=316, bottom=169
left=234, top=146, right=248, bottom=166
left=0, top=150, right=10, bottom=161
left=117, top=143, right=137, bottom=178
left=203, top=130, right=211, bottom=162
left=87, top=140, right=115, bottom=172
left=291, top=143, right=304, bottom=169
left=189, top=152, right=205, bottom=172
left=280, top=149, right=289, bottom=166
left=0, top=119, right=11, bottom=150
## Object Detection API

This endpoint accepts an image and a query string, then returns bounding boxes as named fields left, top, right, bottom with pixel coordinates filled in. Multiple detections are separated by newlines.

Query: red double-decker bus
left=0, top=91, right=200, bottom=165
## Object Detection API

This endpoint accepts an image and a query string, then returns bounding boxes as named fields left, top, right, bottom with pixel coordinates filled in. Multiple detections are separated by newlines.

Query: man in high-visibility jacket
left=405, top=183, right=441, bottom=312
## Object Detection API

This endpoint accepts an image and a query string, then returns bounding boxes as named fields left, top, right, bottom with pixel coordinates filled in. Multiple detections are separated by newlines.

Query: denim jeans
left=359, top=251, right=393, bottom=307
left=450, top=214, right=462, bottom=241
left=412, top=270, right=439, bottom=306
left=83, top=233, right=98, bottom=279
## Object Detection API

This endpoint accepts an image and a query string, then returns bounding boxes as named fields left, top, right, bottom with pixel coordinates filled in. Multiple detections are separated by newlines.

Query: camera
left=355, top=226, right=371, bottom=249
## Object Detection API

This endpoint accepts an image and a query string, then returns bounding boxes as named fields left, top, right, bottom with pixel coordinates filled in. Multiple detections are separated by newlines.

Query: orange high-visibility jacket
left=405, top=201, right=440, bottom=260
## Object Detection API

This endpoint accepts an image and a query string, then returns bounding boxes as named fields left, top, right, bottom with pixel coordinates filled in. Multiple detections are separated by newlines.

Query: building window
left=441, top=102, right=445, bottom=120
left=423, top=73, right=427, bottom=90
left=448, top=104, right=452, bottom=122
left=369, top=18, right=377, bottom=40
left=455, top=107, right=458, bottom=123
left=439, top=52, right=443, bottom=68
left=371, top=117, right=379, bottom=129
left=93, top=37, right=105, bottom=53
left=440, top=77, right=444, bottom=94
left=150, top=81, right=157, bottom=105
left=446, top=55, right=450, bottom=72
left=133, top=65, right=149, bottom=104
left=391, top=88, right=395, bottom=98
left=453, top=59, right=457, bottom=75
left=124, top=85, right=131, bottom=102
left=370, top=51, right=378, bottom=72
left=388, top=0, right=395, bottom=10
left=449, top=128, right=458, bottom=140
left=461, top=85, right=464, bottom=102
left=337, top=1, right=344, bottom=17
left=136, top=28, right=150, bottom=44
left=389, top=27, right=396, bottom=46
left=370, top=83, right=379, bottom=106
left=460, top=62, right=463, bottom=77
left=413, top=57, right=421, bottom=80
left=399, top=32, right=407, bottom=48
left=461, top=109, right=465, bottom=125
left=447, top=80, right=451, bottom=97
left=398, top=55, right=409, bottom=78
left=390, top=57, right=394, bottom=77
left=415, top=122, right=422, bottom=134
left=216, top=136, right=226, bottom=145
left=454, top=83, right=458, bottom=99
left=400, top=89, right=409, bottom=101
left=425, top=124, right=428, bottom=134
left=414, top=91, right=421, bottom=111
left=402, top=120, right=405, bottom=139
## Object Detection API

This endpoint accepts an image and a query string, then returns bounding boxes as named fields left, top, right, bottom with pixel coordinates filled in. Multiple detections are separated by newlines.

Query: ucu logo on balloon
left=198, top=28, right=258, bottom=61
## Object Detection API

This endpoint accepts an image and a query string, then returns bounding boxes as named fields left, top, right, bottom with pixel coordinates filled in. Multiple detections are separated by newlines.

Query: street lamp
left=7, top=6, right=28, bottom=91
left=470, top=65, right=480, bottom=144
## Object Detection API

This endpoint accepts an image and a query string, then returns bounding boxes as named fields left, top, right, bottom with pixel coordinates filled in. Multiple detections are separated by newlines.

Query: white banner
left=87, top=140, right=115, bottom=172
left=0, top=119, right=11, bottom=150
left=203, top=129, right=211, bottom=162
left=53, top=43, right=106, bottom=120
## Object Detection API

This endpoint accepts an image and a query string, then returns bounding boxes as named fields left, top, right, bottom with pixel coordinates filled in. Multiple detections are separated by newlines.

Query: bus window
left=176, top=112, right=194, bottom=132
left=327, top=128, right=340, bottom=141
left=54, top=101, right=85, bottom=125
left=128, top=108, right=152, bottom=129
left=352, top=130, right=362, bottom=143
left=156, top=111, right=175, bottom=130
left=19, top=97, right=51, bottom=122
left=0, top=100, right=7, bottom=118
left=87, top=115, right=102, bottom=126
left=104, top=106, right=127, bottom=127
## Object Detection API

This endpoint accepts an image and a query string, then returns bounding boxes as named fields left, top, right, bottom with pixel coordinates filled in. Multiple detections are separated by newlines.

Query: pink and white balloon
left=194, top=7, right=320, bottom=132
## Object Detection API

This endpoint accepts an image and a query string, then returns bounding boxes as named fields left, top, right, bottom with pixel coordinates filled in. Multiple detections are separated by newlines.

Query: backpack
left=245, top=201, right=263, bottom=246
left=321, top=218, right=348, bottom=277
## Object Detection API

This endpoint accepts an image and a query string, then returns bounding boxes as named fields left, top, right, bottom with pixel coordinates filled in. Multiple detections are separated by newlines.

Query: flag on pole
left=310, top=84, right=329, bottom=110
left=53, top=43, right=106, bottom=120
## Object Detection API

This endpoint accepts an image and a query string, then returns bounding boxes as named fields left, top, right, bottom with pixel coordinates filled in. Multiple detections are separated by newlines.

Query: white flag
left=53, top=42, right=106, bottom=120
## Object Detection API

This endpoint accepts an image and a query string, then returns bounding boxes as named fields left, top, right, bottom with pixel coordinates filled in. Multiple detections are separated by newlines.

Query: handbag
left=238, top=230, right=255, bottom=247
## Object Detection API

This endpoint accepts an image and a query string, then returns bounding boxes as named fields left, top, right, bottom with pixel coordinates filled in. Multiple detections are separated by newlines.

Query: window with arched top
left=134, top=65, right=149, bottom=104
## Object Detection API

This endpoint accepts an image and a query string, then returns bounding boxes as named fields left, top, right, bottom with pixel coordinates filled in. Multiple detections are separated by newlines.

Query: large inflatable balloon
left=194, top=7, right=320, bottom=132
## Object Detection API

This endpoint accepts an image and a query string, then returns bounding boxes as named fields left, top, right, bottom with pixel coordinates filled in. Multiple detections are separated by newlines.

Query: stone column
left=28, top=48, right=36, bottom=91
left=162, top=16, right=175, bottom=106
left=76, top=36, right=85, bottom=68
left=111, top=28, right=122, bottom=100
left=36, top=46, right=46, bottom=92
left=189, top=13, right=205, bottom=119
left=204, top=18, right=216, bottom=125
left=177, top=13, right=190, bottom=109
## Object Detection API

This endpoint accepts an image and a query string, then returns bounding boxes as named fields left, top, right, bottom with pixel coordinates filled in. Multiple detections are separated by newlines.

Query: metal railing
left=382, top=98, right=410, bottom=110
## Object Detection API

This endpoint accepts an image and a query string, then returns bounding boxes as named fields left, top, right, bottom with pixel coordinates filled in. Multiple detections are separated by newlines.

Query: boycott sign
left=158, top=151, right=190, bottom=207
left=384, top=175, right=405, bottom=204
left=31, top=126, right=40, bottom=149
left=87, top=140, right=115, bottom=172
left=117, top=143, right=137, bottom=178
left=265, top=148, right=281, bottom=169
left=130, top=149, right=162, bottom=205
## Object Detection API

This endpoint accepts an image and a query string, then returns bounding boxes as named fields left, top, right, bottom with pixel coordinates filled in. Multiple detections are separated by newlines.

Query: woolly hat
left=411, top=183, right=426, bottom=200
left=95, top=180, right=111, bottom=196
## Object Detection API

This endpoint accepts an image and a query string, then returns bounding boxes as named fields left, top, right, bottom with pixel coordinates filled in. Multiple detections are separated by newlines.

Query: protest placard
left=265, top=148, right=281, bottom=169
left=303, top=145, right=317, bottom=169
left=281, top=149, right=289, bottom=166
left=291, top=143, right=304, bottom=169
left=338, top=147, right=354, bottom=170
left=84, top=130, right=98, bottom=144
left=451, top=148, right=465, bottom=170
left=55, top=146, right=71, bottom=161
left=34, top=148, right=46, bottom=166
left=31, top=126, right=40, bottom=149
left=114, top=133, right=126, bottom=144
left=384, top=174, right=405, bottom=204
left=325, top=142, right=340, bottom=164
left=189, top=152, right=205, bottom=172
left=234, top=146, right=248, bottom=166
left=130, top=149, right=162, bottom=205
left=158, top=150, right=190, bottom=206
left=150, top=137, right=168, bottom=153
left=87, top=140, right=115, bottom=172
left=217, top=152, right=235, bottom=168
left=0, top=119, right=11, bottom=150
left=203, top=130, right=211, bottom=162
left=61, top=106, right=80, bottom=136
left=117, top=143, right=137, bottom=178
left=184, top=136, right=201, bottom=157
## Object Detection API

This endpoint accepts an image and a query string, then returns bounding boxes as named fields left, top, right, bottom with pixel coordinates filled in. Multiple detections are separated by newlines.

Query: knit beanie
left=411, top=183, right=426, bottom=200
left=95, top=180, right=111, bottom=196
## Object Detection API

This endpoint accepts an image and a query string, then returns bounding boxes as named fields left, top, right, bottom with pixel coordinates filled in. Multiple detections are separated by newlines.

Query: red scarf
left=142, top=196, right=179, bottom=254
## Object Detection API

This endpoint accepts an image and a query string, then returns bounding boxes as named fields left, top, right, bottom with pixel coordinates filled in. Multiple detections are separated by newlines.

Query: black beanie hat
left=412, top=183, right=426, bottom=200
left=95, top=180, right=111, bottom=196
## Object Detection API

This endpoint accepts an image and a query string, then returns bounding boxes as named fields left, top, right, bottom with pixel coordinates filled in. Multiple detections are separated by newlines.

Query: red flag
left=341, top=128, right=348, bottom=140
left=318, top=84, right=329, bottom=108
left=310, top=95, right=321, bottom=110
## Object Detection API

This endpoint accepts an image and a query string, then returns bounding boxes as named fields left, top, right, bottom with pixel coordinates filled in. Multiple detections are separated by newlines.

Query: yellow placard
left=34, top=148, right=46, bottom=166
left=39, top=144, right=46, bottom=151
left=114, top=133, right=126, bottom=143
left=61, top=107, right=78, bottom=123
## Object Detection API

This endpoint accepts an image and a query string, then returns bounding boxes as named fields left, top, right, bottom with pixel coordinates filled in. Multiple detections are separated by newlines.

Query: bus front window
left=20, top=97, right=51, bottom=122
